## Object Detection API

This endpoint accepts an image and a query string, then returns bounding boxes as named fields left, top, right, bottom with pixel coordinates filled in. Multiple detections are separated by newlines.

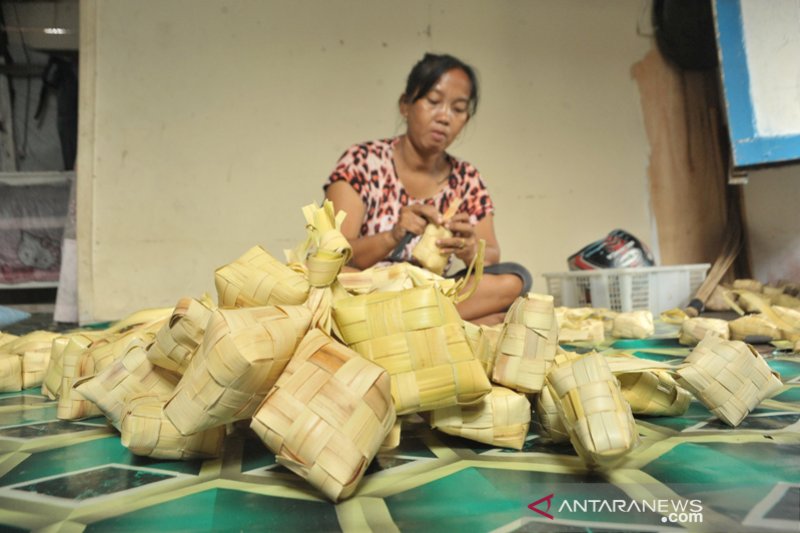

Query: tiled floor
left=0, top=339, right=798, bottom=532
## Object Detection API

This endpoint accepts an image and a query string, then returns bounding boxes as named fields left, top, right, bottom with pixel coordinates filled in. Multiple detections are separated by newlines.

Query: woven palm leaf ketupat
left=147, top=296, right=215, bottom=375
left=611, top=311, right=654, bottom=339
left=428, top=385, right=531, bottom=450
left=675, top=335, right=783, bottom=427
left=22, top=348, right=50, bottom=390
left=0, top=332, right=19, bottom=347
left=380, top=418, right=403, bottom=451
left=555, top=307, right=605, bottom=343
left=120, top=393, right=225, bottom=460
left=732, top=278, right=763, bottom=293
left=492, top=293, right=559, bottom=394
left=337, top=262, right=458, bottom=295
left=75, top=339, right=181, bottom=429
left=58, top=342, right=102, bottom=420
left=304, top=287, right=335, bottom=336
left=535, top=386, right=570, bottom=443
left=332, top=285, right=491, bottom=415
left=617, top=370, right=691, bottom=417
left=772, top=292, right=800, bottom=309
left=411, top=199, right=462, bottom=275
left=164, top=305, right=312, bottom=435
left=57, top=319, right=165, bottom=421
left=41, top=334, right=94, bottom=399
left=250, top=329, right=395, bottom=502
left=0, top=330, right=59, bottom=392
left=0, top=353, right=22, bottom=391
left=286, top=201, right=353, bottom=288
left=773, top=305, right=800, bottom=342
left=545, top=351, right=639, bottom=468
left=215, top=245, right=310, bottom=308
left=463, top=321, right=502, bottom=378
left=729, top=314, right=781, bottom=341
left=679, top=317, right=730, bottom=346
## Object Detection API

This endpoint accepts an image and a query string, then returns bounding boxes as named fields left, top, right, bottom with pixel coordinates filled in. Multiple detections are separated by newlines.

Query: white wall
left=76, top=0, right=700, bottom=321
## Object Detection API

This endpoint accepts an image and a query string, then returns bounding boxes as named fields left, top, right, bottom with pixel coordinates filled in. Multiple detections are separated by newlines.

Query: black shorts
left=447, top=262, right=532, bottom=295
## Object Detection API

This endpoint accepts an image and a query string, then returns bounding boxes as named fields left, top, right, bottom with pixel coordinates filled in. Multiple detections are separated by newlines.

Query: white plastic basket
left=543, top=264, right=710, bottom=314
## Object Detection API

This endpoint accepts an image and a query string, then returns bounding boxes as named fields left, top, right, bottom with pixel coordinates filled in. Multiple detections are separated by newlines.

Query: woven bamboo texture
left=675, top=335, right=783, bottom=427
left=492, top=293, right=559, bottom=394
left=250, top=329, right=395, bottom=502
left=429, top=385, right=531, bottom=450
left=0, top=332, right=19, bottom=347
left=120, top=393, right=225, bottom=460
left=380, top=418, right=403, bottom=451
left=611, top=311, right=654, bottom=339
left=0, top=330, right=59, bottom=392
left=729, top=314, right=780, bottom=341
left=0, top=353, right=21, bottom=391
left=464, top=322, right=502, bottom=378
left=332, top=285, right=491, bottom=415
left=75, top=339, right=181, bottom=429
left=337, top=262, right=456, bottom=295
left=215, top=245, right=310, bottom=308
left=42, top=333, right=95, bottom=399
left=773, top=306, right=800, bottom=342
left=42, top=336, right=69, bottom=398
left=289, top=201, right=353, bottom=288
left=57, top=320, right=165, bottom=421
left=555, top=307, right=605, bottom=343
left=164, top=305, right=312, bottom=435
left=679, top=317, right=730, bottom=346
left=147, top=296, right=215, bottom=375
left=410, top=198, right=461, bottom=275
left=57, top=342, right=102, bottom=420
left=535, top=386, right=570, bottom=443
left=304, top=287, right=334, bottom=336
left=617, top=370, right=691, bottom=417
left=412, top=224, right=453, bottom=275
left=732, top=279, right=763, bottom=293
left=545, top=352, right=639, bottom=467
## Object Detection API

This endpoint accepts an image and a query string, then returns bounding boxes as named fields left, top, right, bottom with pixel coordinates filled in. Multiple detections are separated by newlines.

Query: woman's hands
left=390, top=204, right=443, bottom=243
left=437, top=212, right=477, bottom=263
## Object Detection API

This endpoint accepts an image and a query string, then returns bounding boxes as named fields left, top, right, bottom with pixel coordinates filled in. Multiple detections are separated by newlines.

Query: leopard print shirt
left=324, top=137, right=494, bottom=264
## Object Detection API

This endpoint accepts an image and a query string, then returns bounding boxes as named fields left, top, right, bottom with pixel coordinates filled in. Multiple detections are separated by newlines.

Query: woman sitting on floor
left=324, top=52, right=531, bottom=325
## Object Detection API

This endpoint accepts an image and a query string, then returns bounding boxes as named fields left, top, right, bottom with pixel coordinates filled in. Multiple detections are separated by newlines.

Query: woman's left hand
left=437, top=213, right=477, bottom=263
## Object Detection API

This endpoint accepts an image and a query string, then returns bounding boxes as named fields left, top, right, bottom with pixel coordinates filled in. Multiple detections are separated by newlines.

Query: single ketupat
left=675, top=335, right=783, bottom=427
left=492, top=293, right=559, bottom=393
left=251, top=329, right=395, bottom=502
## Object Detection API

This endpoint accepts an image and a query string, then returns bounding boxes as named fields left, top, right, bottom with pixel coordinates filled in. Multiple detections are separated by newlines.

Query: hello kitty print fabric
left=324, top=137, right=494, bottom=263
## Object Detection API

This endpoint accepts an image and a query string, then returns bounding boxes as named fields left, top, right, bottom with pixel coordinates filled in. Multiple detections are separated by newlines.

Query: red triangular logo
left=528, top=493, right=554, bottom=520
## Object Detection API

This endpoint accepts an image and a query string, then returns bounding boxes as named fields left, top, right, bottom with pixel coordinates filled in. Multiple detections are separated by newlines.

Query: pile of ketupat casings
left=0, top=201, right=792, bottom=501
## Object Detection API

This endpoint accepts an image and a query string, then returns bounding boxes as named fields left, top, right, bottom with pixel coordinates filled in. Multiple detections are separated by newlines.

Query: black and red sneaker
left=568, top=229, right=655, bottom=270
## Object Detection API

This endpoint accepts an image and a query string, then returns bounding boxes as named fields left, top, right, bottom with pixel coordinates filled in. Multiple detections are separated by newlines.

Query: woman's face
left=401, top=68, right=472, bottom=155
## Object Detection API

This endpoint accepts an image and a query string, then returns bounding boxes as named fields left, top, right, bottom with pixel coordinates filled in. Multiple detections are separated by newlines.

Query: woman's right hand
left=391, top=204, right=443, bottom=243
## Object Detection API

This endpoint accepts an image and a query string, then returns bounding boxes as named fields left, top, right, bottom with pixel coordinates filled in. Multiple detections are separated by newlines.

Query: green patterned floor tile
left=630, top=351, right=684, bottom=363
left=635, top=401, right=712, bottom=432
left=0, top=435, right=202, bottom=486
left=385, top=467, right=647, bottom=532
left=239, top=434, right=276, bottom=473
left=612, top=339, right=685, bottom=351
left=0, top=404, right=59, bottom=426
left=769, top=359, right=800, bottom=381
left=0, top=393, right=49, bottom=407
left=85, top=488, right=339, bottom=532
left=11, top=465, right=175, bottom=500
left=773, top=386, right=800, bottom=403
left=641, top=441, right=800, bottom=522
